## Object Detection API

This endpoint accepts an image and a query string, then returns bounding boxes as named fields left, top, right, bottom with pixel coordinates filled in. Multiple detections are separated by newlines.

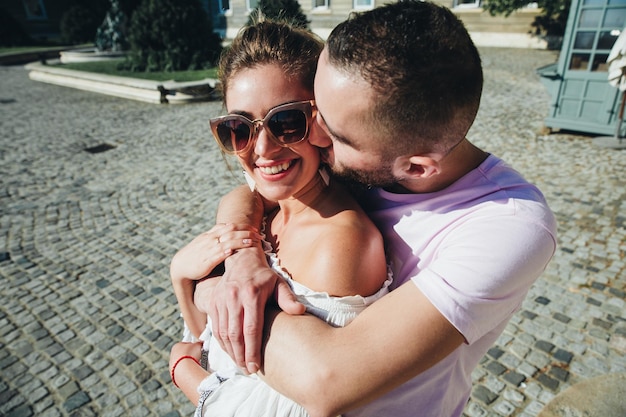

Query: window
left=569, top=1, right=626, bottom=72
left=353, top=0, right=373, bottom=10
left=454, top=0, right=480, bottom=9
left=219, top=0, right=230, bottom=13
left=22, top=0, right=47, bottom=20
left=247, top=0, right=258, bottom=11
left=313, top=0, right=330, bottom=10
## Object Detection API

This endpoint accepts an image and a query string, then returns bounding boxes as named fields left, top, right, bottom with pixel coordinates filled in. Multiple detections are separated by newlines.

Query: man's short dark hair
left=326, top=0, right=483, bottom=153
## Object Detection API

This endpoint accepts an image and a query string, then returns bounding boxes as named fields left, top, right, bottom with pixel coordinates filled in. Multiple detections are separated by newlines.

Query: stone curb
left=24, top=60, right=219, bottom=104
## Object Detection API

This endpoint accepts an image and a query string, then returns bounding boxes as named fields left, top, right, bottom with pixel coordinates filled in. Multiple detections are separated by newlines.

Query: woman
left=169, top=20, right=390, bottom=417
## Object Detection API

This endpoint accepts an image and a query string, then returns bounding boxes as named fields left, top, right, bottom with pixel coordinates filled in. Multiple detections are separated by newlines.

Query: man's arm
left=260, top=282, right=465, bottom=417
left=215, top=185, right=266, bottom=226
left=257, top=216, right=557, bottom=417
left=203, top=185, right=305, bottom=373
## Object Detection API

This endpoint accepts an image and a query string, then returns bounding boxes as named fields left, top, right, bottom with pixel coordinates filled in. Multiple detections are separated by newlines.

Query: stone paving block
left=588, top=327, right=610, bottom=341
left=503, top=370, right=526, bottom=387
left=97, top=392, right=120, bottom=408
left=524, top=399, right=547, bottom=415
left=500, top=353, right=521, bottom=370
left=34, top=399, right=61, bottom=417
left=0, top=390, right=23, bottom=414
left=483, top=375, right=506, bottom=394
left=493, top=399, right=517, bottom=416
left=5, top=404, right=33, bottom=417
left=526, top=350, right=551, bottom=369
left=553, top=348, right=574, bottom=364
left=502, top=388, right=525, bottom=406
left=590, top=341, right=610, bottom=356
left=549, top=366, right=570, bottom=382
left=522, top=381, right=544, bottom=400
left=2, top=50, right=625, bottom=416
left=535, top=340, right=555, bottom=353
left=537, top=373, right=560, bottom=391
left=486, top=360, right=508, bottom=376
left=473, top=385, right=498, bottom=405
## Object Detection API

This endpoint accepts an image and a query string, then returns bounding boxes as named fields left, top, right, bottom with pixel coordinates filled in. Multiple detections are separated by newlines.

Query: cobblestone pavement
left=1, top=47, right=625, bottom=417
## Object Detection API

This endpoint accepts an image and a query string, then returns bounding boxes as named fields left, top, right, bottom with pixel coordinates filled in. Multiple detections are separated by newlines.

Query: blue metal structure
left=537, top=0, right=626, bottom=136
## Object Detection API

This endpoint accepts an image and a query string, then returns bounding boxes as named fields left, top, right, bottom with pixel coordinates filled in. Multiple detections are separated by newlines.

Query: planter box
left=26, top=60, right=218, bottom=104
left=59, top=48, right=127, bottom=64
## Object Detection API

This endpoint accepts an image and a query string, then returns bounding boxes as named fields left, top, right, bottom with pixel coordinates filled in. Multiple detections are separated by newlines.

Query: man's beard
left=330, top=163, right=400, bottom=194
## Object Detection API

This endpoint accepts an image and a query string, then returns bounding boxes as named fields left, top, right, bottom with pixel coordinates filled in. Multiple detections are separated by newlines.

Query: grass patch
left=59, top=59, right=218, bottom=82
left=0, top=46, right=59, bottom=55
left=0, top=44, right=88, bottom=55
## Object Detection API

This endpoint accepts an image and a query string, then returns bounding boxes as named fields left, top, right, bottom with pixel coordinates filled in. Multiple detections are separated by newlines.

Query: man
left=198, top=1, right=557, bottom=416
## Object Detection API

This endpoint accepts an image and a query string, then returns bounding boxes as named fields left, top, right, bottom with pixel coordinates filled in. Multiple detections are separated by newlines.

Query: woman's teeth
left=259, top=161, right=291, bottom=174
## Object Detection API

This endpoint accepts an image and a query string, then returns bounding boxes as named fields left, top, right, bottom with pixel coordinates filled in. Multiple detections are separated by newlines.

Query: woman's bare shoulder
left=299, top=204, right=387, bottom=297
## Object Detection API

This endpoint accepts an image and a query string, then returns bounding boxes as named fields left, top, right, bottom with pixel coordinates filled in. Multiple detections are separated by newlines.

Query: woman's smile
left=257, top=160, right=295, bottom=175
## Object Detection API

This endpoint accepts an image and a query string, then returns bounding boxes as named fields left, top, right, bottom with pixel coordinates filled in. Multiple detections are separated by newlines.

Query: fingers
left=228, top=302, right=246, bottom=370
left=208, top=279, right=273, bottom=374
left=242, top=290, right=265, bottom=374
left=203, top=246, right=278, bottom=375
left=212, top=299, right=263, bottom=374
left=213, top=295, right=235, bottom=361
left=171, top=230, right=256, bottom=283
left=275, top=280, right=306, bottom=315
left=203, top=224, right=262, bottom=254
left=173, top=226, right=260, bottom=282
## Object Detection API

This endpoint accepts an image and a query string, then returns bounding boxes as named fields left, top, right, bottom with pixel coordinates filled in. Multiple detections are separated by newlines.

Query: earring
left=243, top=171, right=256, bottom=192
left=319, top=166, right=330, bottom=186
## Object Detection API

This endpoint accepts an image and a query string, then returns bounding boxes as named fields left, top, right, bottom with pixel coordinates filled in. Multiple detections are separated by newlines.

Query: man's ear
left=392, top=155, right=442, bottom=179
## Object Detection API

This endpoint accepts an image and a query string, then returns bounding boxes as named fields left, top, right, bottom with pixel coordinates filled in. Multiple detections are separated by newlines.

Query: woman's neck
left=276, top=171, right=329, bottom=222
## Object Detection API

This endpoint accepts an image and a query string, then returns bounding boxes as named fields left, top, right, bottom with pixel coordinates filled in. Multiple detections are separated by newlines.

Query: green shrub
left=95, top=0, right=129, bottom=51
left=247, top=0, right=309, bottom=29
left=124, top=0, right=222, bottom=72
left=484, top=0, right=569, bottom=37
left=60, top=5, right=102, bottom=44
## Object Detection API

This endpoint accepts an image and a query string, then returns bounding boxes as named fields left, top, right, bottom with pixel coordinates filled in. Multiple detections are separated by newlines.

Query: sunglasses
left=210, top=100, right=316, bottom=154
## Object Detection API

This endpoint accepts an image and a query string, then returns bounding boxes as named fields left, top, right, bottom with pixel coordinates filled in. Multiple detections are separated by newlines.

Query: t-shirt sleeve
left=412, top=205, right=556, bottom=344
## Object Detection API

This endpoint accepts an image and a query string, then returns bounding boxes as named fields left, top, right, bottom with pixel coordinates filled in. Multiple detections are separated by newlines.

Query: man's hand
left=203, top=185, right=304, bottom=374
left=196, top=245, right=305, bottom=374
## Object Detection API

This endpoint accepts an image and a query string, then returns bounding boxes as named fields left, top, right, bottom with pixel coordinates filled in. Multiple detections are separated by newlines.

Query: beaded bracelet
left=171, top=355, right=201, bottom=388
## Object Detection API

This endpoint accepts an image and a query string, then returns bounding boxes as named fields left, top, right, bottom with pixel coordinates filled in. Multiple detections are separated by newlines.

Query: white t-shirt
left=345, top=155, right=557, bottom=417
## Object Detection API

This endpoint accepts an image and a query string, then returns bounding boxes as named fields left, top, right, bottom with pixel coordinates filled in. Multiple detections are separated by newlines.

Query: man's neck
left=389, top=139, right=489, bottom=194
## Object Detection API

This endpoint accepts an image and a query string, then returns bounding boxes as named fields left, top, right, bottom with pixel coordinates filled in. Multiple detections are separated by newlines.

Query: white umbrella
left=594, top=27, right=626, bottom=148
left=608, top=28, right=626, bottom=92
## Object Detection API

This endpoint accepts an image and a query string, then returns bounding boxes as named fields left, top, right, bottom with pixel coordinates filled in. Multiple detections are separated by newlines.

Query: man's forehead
left=314, top=50, right=379, bottom=147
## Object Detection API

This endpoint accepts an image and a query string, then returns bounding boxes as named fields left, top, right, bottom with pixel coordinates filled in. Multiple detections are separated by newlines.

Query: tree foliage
left=95, top=0, right=129, bottom=52
left=247, top=0, right=310, bottom=29
left=484, top=0, right=570, bottom=37
left=60, top=5, right=103, bottom=44
left=124, top=0, right=222, bottom=72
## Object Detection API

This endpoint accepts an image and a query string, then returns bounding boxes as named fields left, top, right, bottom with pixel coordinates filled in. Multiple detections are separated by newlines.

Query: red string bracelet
left=171, top=355, right=201, bottom=388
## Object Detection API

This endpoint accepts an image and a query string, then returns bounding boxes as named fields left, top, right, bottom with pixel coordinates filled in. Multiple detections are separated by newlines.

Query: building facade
left=208, top=0, right=548, bottom=48
left=5, top=0, right=546, bottom=49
